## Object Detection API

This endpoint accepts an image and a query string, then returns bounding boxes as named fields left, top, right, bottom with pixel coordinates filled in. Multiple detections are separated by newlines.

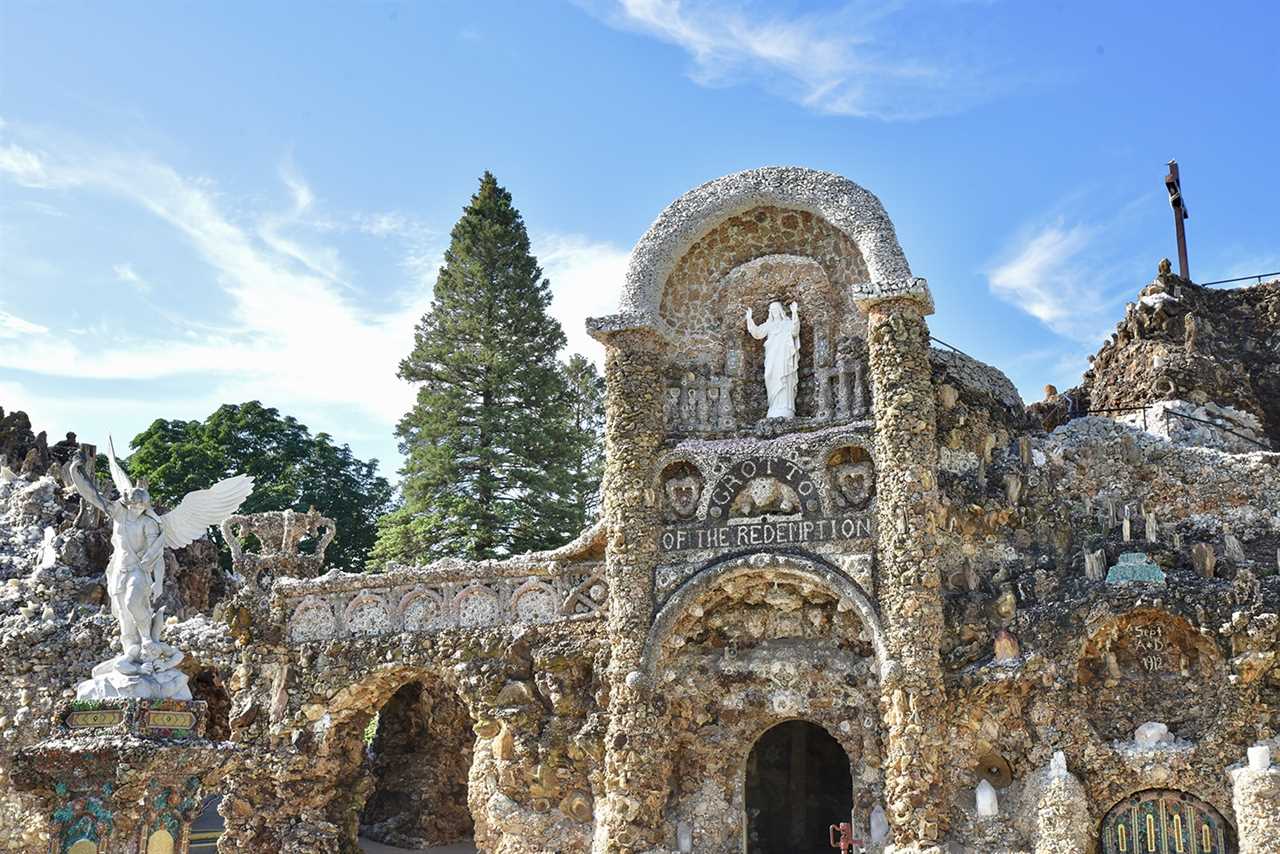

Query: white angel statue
left=66, top=438, right=253, bottom=700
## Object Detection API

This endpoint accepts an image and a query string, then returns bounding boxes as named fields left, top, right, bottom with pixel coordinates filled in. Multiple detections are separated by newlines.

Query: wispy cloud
left=535, top=232, right=629, bottom=367
left=112, top=262, right=151, bottom=293
left=988, top=221, right=1100, bottom=337
left=584, top=0, right=999, bottom=120
left=0, top=310, right=49, bottom=338
left=985, top=192, right=1154, bottom=346
left=0, top=127, right=436, bottom=449
left=0, top=123, right=621, bottom=466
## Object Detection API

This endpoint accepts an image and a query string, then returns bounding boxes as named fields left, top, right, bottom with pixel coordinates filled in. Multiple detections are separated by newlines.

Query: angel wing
left=159, top=474, right=254, bottom=549
left=107, top=435, right=133, bottom=497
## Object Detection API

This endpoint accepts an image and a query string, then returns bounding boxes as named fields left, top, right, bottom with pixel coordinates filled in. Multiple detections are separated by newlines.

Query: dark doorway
left=360, top=681, right=475, bottom=849
left=745, top=721, right=853, bottom=854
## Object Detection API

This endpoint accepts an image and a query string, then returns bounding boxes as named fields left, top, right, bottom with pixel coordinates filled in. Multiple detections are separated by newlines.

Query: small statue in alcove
left=745, top=300, right=800, bottom=418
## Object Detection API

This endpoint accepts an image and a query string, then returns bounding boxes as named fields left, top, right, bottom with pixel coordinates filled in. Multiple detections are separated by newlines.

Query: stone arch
left=510, top=579, right=561, bottom=623
left=618, top=166, right=928, bottom=328
left=360, top=677, right=477, bottom=849
left=287, top=595, right=335, bottom=643
left=398, top=588, right=447, bottom=632
left=641, top=551, right=887, bottom=678
left=344, top=592, right=395, bottom=636
left=301, top=663, right=482, bottom=850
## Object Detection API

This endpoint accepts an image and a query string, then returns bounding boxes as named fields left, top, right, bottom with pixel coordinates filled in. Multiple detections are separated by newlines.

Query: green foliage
left=126, top=401, right=393, bottom=569
left=373, top=172, right=599, bottom=565
left=562, top=353, right=605, bottom=533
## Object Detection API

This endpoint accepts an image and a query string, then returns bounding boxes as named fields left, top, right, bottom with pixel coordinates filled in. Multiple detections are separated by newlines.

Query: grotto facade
left=1, top=166, right=1278, bottom=854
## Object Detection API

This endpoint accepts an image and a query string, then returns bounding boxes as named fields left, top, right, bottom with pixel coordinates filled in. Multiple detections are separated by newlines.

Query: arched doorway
left=359, top=679, right=476, bottom=850
left=745, top=721, right=853, bottom=854
left=1100, top=790, right=1234, bottom=854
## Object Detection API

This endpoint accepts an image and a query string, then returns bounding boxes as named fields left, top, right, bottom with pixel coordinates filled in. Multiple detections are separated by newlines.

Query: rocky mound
left=1030, top=262, right=1280, bottom=447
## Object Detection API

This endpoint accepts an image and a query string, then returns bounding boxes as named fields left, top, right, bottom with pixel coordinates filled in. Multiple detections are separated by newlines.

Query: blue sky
left=2, top=1, right=1277, bottom=475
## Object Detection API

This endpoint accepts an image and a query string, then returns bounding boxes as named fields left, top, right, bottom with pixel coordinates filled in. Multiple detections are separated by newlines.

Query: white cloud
left=0, top=127, right=432, bottom=432
left=587, top=0, right=990, bottom=120
left=112, top=262, right=150, bottom=292
left=986, top=201, right=1152, bottom=347
left=0, top=310, right=48, bottom=338
left=0, top=143, right=53, bottom=187
left=0, top=123, right=624, bottom=466
left=535, top=233, right=629, bottom=367
left=988, top=222, right=1097, bottom=332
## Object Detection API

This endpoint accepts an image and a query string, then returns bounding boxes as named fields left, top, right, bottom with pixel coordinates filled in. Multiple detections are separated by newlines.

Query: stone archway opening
left=1100, top=789, right=1234, bottom=854
left=358, top=678, right=477, bottom=852
left=744, top=721, right=853, bottom=854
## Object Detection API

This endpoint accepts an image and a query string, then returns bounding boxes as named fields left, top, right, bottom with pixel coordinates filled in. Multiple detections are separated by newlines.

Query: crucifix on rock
left=1165, top=160, right=1190, bottom=280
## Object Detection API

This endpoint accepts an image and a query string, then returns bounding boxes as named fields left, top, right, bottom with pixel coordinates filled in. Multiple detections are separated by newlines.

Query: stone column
left=594, top=327, right=670, bottom=854
left=1231, top=752, right=1280, bottom=854
left=863, top=298, right=948, bottom=853
left=1031, top=757, right=1090, bottom=854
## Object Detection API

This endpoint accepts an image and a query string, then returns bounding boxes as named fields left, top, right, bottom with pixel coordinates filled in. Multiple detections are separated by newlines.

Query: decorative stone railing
left=665, top=374, right=736, bottom=433
left=276, top=559, right=608, bottom=644
left=815, top=355, right=869, bottom=420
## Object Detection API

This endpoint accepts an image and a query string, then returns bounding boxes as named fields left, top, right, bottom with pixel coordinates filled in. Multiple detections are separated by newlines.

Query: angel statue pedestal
left=7, top=439, right=252, bottom=853
left=64, top=439, right=253, bottom=701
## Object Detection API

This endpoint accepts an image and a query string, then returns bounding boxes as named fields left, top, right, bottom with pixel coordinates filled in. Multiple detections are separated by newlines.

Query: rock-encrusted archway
left=642, top=551, right=888, bottom=678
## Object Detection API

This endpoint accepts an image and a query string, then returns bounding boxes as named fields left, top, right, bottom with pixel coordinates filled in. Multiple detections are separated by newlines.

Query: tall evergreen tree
left=373, top=172, right=582, bottom=564
left=562, top=353, right=605, bottom=533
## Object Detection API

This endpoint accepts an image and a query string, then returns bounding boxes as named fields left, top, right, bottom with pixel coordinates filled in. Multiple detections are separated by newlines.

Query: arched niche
left=145, top=829, right=175, bottom=854
left=641, top=551, right=887, bottom=678
left=745, top=721, right=854, bottom=854
left=360, top=679, right=476, bottom=849
left=68, top=842, right=97, bottom=854
left=618, top=166, right=928, bottom=328
left=1075, top=608, right=1226, bottom=742
left=1100, top=789, right=1234, bottom=854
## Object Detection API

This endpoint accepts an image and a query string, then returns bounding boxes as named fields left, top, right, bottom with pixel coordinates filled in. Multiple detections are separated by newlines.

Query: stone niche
left=657, top=206, right=872, bottom=434
left=1075, top=609, right=1227, bottom=742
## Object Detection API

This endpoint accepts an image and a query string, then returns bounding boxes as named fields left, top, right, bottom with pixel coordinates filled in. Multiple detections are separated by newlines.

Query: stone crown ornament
left=65, top=437, right=253, bottom=700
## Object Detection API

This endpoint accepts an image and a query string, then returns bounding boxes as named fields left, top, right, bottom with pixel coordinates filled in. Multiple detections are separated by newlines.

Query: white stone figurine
left=65, top=439, right=252, bottom=700
left=975, top=778, right=999, bottom=817
left=745, top=300, right=801, bottom=418
left=1049, top=750, right=1069, bottom=780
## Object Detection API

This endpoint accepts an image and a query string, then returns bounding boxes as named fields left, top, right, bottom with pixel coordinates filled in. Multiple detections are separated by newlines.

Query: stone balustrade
left=275, top=558, right=608, bottom=644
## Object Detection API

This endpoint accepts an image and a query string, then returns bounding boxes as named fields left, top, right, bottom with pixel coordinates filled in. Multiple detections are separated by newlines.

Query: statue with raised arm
left=746, top=300, right=801, bottom=418
left=65, top=438, right=253, bottom=700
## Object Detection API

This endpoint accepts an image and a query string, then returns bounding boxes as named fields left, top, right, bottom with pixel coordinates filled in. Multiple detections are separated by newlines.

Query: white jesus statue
left=745, top=300, right=800, bottom=418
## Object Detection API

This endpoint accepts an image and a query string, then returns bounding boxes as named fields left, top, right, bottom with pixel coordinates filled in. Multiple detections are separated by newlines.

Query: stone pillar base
left=1231, top=762, right=1280, bottom=853
left=12, top=700, right=234, bottom=853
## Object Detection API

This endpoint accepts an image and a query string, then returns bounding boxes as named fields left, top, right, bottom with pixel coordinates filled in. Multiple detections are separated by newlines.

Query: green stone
left=1105, top=552, right=1166, bottom=585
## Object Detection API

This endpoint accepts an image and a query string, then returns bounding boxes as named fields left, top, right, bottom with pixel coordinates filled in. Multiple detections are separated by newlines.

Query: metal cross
left=1164, top=160, right=1190, bottom=280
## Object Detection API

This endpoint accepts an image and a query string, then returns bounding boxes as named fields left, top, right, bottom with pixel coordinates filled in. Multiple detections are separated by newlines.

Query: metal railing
left=929, top=335, right=976, bottom=361
left=1199, top=271, right=1279, bottom=287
